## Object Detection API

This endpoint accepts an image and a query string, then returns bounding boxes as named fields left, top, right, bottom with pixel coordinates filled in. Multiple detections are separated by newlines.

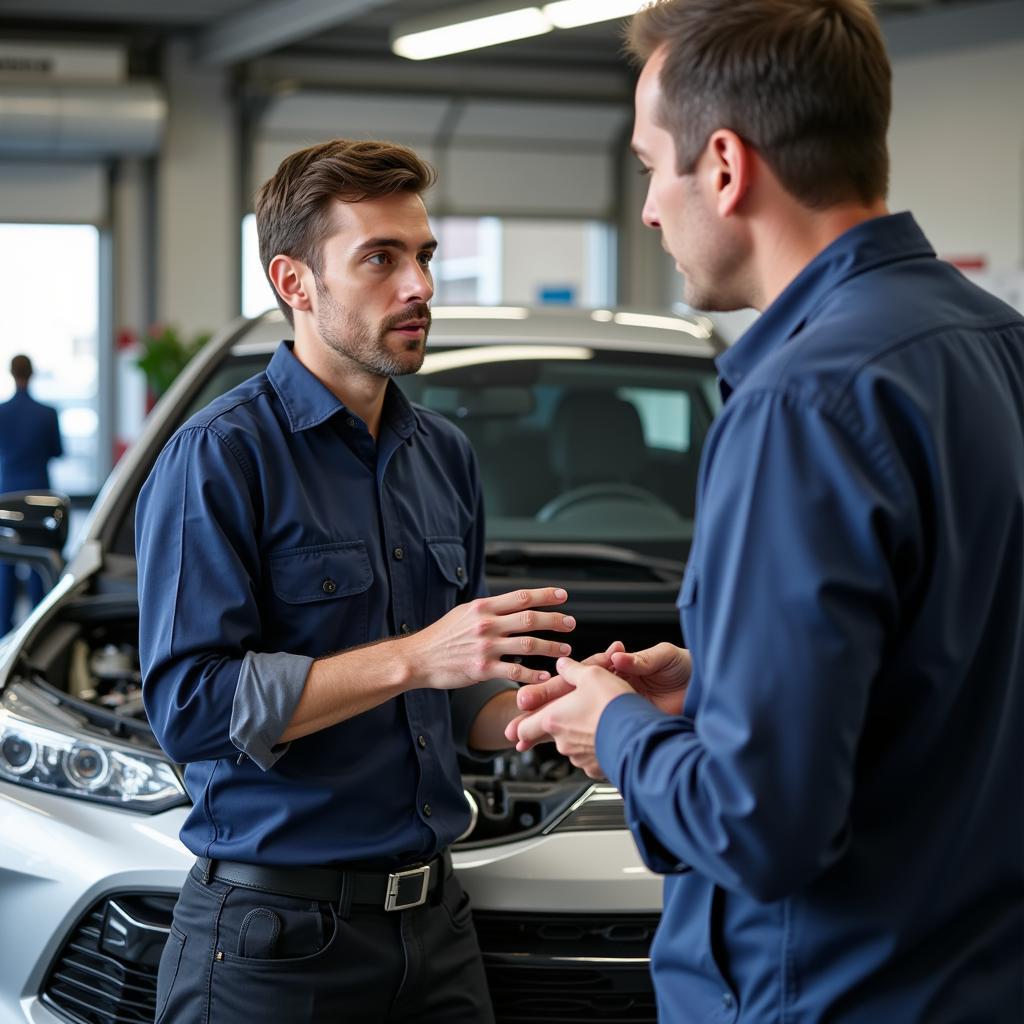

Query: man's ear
left=706, top=129, right=753, bottom=218
left=268, top=254, right=314, bottom=315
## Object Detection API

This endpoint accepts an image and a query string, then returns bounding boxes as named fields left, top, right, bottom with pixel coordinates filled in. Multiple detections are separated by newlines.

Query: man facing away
left=136, top=139, right=575, bottom=1023
left=0, top=354, right=63, bottom=633
left=511, top=1, right=1024, bottom=1020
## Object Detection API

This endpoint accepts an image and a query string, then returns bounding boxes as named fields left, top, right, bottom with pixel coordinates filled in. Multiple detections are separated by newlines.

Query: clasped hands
left=505, top=639, right=693, bottom=779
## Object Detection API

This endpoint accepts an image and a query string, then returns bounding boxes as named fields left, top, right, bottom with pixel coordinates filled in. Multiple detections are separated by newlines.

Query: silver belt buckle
left=385, top=864, right=431, bottom=911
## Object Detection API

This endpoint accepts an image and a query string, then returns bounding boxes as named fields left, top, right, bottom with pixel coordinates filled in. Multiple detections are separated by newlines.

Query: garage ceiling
left=0, top=0, right=1020, bottom=78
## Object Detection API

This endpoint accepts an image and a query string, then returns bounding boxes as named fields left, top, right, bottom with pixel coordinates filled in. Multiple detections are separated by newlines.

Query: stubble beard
left=315, top=282, right=430, bottom=378
left=674, top=179, right=753, bottom=313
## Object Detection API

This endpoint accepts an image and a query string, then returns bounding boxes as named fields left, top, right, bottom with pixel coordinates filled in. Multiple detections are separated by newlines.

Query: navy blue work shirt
left=137, top=342, right=509, bottom=867
left=0, top=387, right=62, bottom=490
left=597, top=214, right=1024, bottom=1021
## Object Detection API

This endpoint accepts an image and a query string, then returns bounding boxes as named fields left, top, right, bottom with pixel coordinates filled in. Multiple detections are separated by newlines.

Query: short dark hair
left=627, top=0, right=891, bottom=208
left=254, top=138, right=437, bottom=324
left=10, top=354, right=32, bottom=383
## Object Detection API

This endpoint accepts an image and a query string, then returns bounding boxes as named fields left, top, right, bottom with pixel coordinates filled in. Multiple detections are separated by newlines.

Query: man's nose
left=641, top=190, right=661, bottom=229
left=398, top=259, right=434, bottom=303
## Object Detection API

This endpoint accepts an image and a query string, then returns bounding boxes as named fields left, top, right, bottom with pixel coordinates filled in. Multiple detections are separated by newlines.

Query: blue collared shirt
left=597, top=214, right=1024, bottom=1021
left=137, top=342, right=508, bottom=867
left=0, top=388, right=62, bottom=491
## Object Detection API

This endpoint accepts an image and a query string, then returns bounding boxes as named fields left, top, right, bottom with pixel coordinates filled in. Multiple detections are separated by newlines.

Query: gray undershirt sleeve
left=229, top=650, right=314, bottom=770
left=449, top=678, right=517, bottom=760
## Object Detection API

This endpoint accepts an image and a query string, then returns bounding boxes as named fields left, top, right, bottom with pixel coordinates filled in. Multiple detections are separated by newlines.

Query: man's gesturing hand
left=402, top=587, right=575, bottom=690
left=513, top=657, right=633, bottom=778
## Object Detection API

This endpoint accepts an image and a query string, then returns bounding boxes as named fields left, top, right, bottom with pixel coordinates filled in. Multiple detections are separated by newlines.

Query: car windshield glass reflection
left=398, top=347, right=719, bottom=560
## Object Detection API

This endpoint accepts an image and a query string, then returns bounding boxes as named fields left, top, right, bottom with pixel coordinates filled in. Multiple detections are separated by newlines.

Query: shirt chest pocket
left=423, top=537, right=470, bottom=624
left=268, top=542, right=373, bottom=650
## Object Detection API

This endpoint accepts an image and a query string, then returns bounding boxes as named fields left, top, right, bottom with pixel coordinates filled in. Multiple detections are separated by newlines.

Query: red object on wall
left=945, top=255, right=988, bottom=272
left=115, top=327, right=137, bottom=351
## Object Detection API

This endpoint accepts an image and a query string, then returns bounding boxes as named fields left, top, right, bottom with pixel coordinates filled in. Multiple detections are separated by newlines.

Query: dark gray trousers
left=155, top=861, right=496, bottom=1023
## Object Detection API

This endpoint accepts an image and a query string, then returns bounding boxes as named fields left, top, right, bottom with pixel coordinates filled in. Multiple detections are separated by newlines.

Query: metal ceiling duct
left=0, top=81, right=165, bottom=157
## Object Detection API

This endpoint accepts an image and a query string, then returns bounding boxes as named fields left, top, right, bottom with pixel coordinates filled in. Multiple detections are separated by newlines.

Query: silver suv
left=0, top=306, right=722, bottom=1024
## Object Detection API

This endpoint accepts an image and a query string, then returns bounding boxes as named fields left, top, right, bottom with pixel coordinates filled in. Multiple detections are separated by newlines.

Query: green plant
left=136, top=324, right=211, bottom=399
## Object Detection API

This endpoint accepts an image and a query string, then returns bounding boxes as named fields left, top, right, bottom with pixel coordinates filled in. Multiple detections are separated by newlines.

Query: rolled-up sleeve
left=230, top=650, right=313, bottom=769
left=138, top=425, right=304, bottom=767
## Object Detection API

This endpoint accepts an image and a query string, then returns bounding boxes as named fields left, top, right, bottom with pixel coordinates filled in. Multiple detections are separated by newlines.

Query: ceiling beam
left=881, top=0, right=1024, bottom=59
left=195, top=0, right=393, bottom=67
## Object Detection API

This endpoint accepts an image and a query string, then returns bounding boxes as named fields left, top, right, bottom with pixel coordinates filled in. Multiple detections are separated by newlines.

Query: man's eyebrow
left=353, top=237, right=438, bottom=254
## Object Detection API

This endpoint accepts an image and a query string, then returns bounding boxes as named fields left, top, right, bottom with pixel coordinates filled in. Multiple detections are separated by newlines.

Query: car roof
left=230, top=306, right=723, bottom=360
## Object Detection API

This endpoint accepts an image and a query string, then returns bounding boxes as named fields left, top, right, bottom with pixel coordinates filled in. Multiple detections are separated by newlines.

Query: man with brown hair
left=137, top=139, right=575, bottom=1022
left=0, top=354, right=63, bottom=634
left=512, top=1, right=1024, bottom=1020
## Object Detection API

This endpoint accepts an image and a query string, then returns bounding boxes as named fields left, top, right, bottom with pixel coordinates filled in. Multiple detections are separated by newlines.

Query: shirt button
left=346, top=416, right=355, bottom=427
left=393, top=547, right=404, bottom=561
left=456, top=566, right=465, bottom=580
left=401, top=622, right=411, bottom=634
left=722, top=993, right=735, bottom=1010
left=322, top=578, right=337, bottom=594
left=418, top=735, right=427, bottom=749
left=423, top=803, right=432, bottom=817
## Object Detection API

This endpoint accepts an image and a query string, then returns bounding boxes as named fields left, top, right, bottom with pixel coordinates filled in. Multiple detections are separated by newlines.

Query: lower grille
left=42, top=893, right=176, bottom=1024
left=475, top=911, right=660, bottom=1023
left=42, top=899, right=659, bottom=1024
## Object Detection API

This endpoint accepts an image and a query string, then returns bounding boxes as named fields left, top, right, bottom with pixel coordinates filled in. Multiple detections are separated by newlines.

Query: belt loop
left=336, top=870, right=353, bottom=921
left=199, top=857, right=212, bottom=886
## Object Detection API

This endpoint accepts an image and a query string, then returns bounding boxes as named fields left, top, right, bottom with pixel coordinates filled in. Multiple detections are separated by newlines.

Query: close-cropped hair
left=10, top=354, right=32, bottom=382
left=627, top=0, right=891, bottom=208
left=254, top=138, right=437, bottom=323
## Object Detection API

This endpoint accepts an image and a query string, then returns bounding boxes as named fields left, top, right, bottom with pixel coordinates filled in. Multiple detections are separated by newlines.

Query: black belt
left=194, top=850, right=449, bottom=913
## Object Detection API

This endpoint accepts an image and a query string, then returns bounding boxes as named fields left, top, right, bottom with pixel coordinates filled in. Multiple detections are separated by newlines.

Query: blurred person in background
left=0, top=354, right=63, bottom=633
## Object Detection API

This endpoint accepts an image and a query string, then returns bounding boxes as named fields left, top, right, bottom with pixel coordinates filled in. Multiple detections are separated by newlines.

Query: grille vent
left=475, top=911, right=660, bottom=1023
left=42, top=893, right=175, bottom=1024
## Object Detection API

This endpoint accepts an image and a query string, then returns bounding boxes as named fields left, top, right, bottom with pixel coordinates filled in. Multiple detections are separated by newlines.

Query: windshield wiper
left=485, top=542, right=684, bottom=583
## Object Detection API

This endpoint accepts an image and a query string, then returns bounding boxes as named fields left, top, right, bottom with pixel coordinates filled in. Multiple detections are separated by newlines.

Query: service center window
left=0, top=223, right=101, bottom=496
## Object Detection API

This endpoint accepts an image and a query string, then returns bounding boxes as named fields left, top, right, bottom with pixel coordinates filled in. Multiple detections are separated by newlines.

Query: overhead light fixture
left=391, top=0, right=649, bottom=61
left=542, top=0, right=650, bottom=30
left=392, top=3, right=552, bottom=61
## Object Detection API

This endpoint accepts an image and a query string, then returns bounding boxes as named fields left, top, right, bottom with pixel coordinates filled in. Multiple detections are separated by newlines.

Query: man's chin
left=388, top=349, right=426, bottom=377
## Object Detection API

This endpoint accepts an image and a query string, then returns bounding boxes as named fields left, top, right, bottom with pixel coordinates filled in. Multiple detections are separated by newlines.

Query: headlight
left=0, top=686, right=187, bottom=813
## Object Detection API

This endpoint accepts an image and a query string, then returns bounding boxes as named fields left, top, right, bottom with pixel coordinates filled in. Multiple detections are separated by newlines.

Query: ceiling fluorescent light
left=543, top=0, right=649, bottom=29
left=392, top=4, right=552, bottom=61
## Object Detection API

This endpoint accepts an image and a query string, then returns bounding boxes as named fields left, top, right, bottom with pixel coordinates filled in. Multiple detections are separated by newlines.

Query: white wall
left=889, top=39, right=1024, bottom=271
left=500, top=220, right=613, bottom=307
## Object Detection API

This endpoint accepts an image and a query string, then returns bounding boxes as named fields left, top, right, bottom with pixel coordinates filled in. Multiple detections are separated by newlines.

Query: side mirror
left=0, top=490, right=70, bottom=591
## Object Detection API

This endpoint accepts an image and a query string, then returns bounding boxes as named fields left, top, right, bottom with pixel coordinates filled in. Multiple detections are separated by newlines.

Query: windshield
left=399, top=348, right=719, bottom=560
left=177, top=343, right=720, bottom=562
